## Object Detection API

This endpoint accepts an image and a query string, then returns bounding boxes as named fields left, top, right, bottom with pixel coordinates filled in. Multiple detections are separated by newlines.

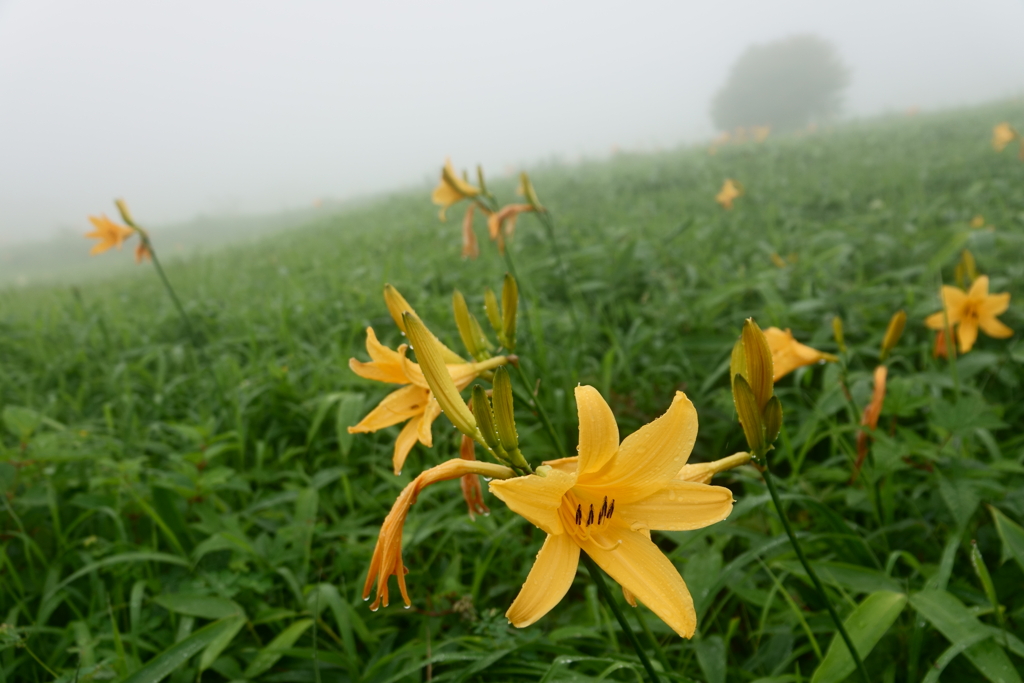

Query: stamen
left=598, top=496, right=608, bottom=524
left=607, top=500, right=615, bottom=519
left=586, top=504, right=595, bottom=526
left=575, top=504, right=582, bottom=525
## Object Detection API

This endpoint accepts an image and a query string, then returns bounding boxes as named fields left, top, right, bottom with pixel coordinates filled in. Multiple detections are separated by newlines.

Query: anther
left=575, top=504, right=582, bottom=525
left=586, top=504, right=595, bottom=526
left=607, top=500, right=615, bottom=519
left=599, top=496, right=608, bottom=524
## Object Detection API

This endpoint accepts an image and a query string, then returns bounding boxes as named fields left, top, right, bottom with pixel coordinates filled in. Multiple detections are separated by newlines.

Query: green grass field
left=3, top=99, right=1024, bottom=683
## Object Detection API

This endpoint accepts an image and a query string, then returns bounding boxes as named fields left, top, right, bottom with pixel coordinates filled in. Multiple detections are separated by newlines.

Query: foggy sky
left=2, top=0, right=1023, bottom=245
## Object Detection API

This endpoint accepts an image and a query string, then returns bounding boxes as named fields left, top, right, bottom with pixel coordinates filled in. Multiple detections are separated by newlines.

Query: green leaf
left=989, top=506, right=1024, bottom=571
left=910, top=590, right=1021, bottom=683
left=694, top=635, right=726, bottom=683
left=811, top=591, right=906, bottom=683
left=242, top=618, right=314, bottom=679
left=153, top=594, right=244, bottom=620
left=198, top=615, right=246, bottom=672
left=122, top=619, right=234, bottom=683
left=2, top=406, right=42, bottom=441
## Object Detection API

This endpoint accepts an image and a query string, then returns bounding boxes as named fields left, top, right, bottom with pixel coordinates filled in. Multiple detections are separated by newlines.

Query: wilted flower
left=487, top=204, right=535, bottom=253
left=924, top=276, right=1012, bottom=353
left=715, top=179, right=743, bottom=210
left=488, top=386, right=735, bottom=638
left=763, top=327, right=838, bottom=381
left=853, top=366, right=888, bottom=481
left=461, top=205, right=479, bottom=259
left=363, top=458, right=517, bottom=610
left=85, top=215, right=135, bottom=255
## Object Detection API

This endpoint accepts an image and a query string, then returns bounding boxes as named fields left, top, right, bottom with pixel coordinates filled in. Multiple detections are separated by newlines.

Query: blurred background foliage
left=1, top=100, right=1024, bottom=681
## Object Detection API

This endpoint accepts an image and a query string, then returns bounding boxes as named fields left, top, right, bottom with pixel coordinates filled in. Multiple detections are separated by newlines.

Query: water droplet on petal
left=370, top=605, right=379, bottom=612
left=363, top=596, right=370, bottom=601
left=403, top=604, right=411, bottom=610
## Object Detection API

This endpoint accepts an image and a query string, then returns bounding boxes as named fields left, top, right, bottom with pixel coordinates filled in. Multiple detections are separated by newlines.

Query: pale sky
left=2, top=0, right=1023, bottom=245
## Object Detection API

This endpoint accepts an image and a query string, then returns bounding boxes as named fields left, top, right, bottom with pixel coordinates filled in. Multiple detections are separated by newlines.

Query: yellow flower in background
left=715, top=179, right=742, bottom=210
left=970, top=215, right=986, bottom=229
left=992, top=122, right=1018, bottom=152
left=348, top=327, right=508, bottom=474
left=431, top=158, right=481, bottom=220
left=751, top=125, right=771, bottom=143
left=925, top=275, right=1012, bottom=353
left=488, top=386, right=735, bottom=638
left=85, top=215, right=135, bottom=255
left=763, top=327, right=838, bottom=381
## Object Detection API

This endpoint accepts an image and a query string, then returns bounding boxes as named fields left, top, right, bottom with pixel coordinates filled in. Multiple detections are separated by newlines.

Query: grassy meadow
left=2, top=100, right=1024, bottom=682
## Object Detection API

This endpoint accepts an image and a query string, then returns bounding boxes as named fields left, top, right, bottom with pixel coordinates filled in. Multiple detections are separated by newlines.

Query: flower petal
left=924, top=311, right=954, bottom=330
left=489, top=468, right=575, bottom=536
left=583, top=391, right=697, bottom=504
left=981, top=292, right=1010, bottom=317
left=417, top=399, right=441, bottom=446
left=967, top=275, right=989, bottom=300
left=940, top=285, right=967, bottom=317
left=542, top=457, right=579, bottom=475
left=979, top=315, right=1013, bottom=339
left=619, top=481, right=733, bottom=531
left=575, top=386, right=620, bottom=477
left=393, top=416, right=421, bottom=475
left=957, top=319, right=979, bottom=353
left=582, top=527, right=696, bottom=638
left=506, top=533, right=580, bottom=627
left=348, top=385, right=431, bottom=433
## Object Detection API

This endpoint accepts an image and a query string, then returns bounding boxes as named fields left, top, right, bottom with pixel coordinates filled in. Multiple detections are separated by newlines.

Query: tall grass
left=1, top=100, right=1024, bottom=681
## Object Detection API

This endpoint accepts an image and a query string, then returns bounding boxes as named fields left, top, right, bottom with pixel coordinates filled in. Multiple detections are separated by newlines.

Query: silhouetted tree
left=711, top=34, right=850, bottom=133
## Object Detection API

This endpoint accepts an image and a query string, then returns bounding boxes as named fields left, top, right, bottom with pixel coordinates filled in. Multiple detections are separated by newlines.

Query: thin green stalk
left=762, top=465, right=870, bottom=683
left=512, top=363, right=566, bottom=459
left=147, top=244, right=201, bottom=350
left=140, top=233, right=227, bottom=401
left=581, top=553, right=662, bottom=683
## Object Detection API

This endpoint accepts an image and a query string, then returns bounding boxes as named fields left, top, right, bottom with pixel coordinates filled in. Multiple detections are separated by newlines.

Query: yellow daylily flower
left=348, top=327, right=508, bottom=474
left=924, top=275, right=1012, bottom=353
left=85, top=215, right=135, bottom=255
left=431, top=158, right=481, bottom=220
left=992, top=122, right=1018, bottom=152
left=715, top=179, right=742, bottom=210
left=970, top=215, right=986, bottom=229
left=763, top=327, right=838, bottom=381
left=488, top=386, right=735, bottom=638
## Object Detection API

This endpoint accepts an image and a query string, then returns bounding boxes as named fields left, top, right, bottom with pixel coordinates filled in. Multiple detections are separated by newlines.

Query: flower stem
left=761, top=465, right=870, bottom=683
left=146, top=242, right=202, bottom=349
left=143, top=236, right=226, bottom=400
left=581, top=552, right=662, bottom=683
